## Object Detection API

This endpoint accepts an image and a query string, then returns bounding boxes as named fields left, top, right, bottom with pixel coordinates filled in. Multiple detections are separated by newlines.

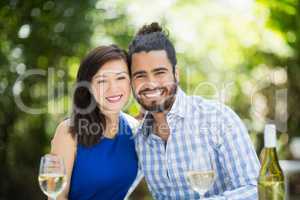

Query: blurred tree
left=256, top=0, right=300, bottom=155
left=0, top=0, right=135, bottom=199
left=1, top=0, right=299, bottom=199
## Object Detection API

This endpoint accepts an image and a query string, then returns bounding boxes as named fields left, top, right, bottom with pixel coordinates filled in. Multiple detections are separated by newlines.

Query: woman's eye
left=117, top=76, right=126, bottom=80
left=97, top=80, right=106, bottom=84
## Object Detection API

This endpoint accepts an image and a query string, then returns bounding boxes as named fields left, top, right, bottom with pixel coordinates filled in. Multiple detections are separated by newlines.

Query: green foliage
left=258, top=0, right=300, bottom=143
left=1, top=0, right=300, bottom=199
left=0, top=0, right=132, bottom=198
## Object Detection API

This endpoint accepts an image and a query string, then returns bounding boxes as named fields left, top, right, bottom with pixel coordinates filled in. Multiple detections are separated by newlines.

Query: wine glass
left=186, top=148, right=215, bottom=198
left=38, top=154, right=67, bottom=200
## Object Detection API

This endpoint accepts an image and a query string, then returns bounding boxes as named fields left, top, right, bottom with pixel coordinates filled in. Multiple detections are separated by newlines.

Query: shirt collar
left=139, top=87, right=188, bottom=137
left=168, top=87, right=187, bottom=118
left=139, top=111, right=153, bottom=137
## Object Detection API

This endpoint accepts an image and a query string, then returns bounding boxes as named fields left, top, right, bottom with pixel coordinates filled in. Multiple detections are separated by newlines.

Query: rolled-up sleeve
left=205, top=105, right=260, bottom=200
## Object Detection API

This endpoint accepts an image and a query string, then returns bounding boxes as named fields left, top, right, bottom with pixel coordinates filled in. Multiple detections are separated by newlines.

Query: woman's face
left=91, top=59, right=130, bottom=115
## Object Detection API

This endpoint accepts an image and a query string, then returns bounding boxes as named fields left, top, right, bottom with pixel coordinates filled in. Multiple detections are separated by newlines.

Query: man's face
left=131, top=50, right=178, bottom=113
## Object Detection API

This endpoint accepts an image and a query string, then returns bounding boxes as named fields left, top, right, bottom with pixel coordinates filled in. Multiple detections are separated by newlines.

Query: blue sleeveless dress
left=69, top=115, right=138, bottom=200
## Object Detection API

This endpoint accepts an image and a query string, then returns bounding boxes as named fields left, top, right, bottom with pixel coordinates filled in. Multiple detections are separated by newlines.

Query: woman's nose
left=106, top=79, right=118, bottom=92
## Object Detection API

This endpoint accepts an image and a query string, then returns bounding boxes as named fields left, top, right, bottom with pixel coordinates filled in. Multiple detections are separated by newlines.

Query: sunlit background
left=1, top=0, right=300, bottom=199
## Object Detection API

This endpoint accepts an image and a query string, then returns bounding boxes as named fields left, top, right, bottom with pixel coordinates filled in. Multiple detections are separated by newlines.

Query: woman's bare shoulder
left=51, top=119, right=76, bottom=153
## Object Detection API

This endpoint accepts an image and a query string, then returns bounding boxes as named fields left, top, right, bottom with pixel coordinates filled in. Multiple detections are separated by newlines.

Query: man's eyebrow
left=132, top=70, right=147, bottom=77
left=152, top=67, right=168, bottom=73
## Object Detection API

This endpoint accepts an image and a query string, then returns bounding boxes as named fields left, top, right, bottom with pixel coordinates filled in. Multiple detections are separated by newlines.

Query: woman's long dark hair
left=69, top=45, right=128, bottom=147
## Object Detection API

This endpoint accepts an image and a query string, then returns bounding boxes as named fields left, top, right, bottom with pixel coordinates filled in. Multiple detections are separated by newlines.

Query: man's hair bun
left=137, top=22, right=163, bottom=35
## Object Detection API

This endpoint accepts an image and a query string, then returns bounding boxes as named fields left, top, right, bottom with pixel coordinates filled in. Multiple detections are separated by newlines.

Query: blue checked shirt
left=134, top=88, right=260, bottom=200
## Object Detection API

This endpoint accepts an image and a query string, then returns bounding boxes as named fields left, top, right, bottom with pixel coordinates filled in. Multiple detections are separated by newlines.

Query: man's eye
left=135, top=74, right=145, bottom=79
left=155, top=71, right=165, bottom=75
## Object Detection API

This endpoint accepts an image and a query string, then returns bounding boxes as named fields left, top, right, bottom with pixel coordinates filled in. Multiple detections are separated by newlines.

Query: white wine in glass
left=186, top=149, right=215, bottom=197
left=38, top=154, right=67, bottom=200
left=186, top=170, right=215, bottom=195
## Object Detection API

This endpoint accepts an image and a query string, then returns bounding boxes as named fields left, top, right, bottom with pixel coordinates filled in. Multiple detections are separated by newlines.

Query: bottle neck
left=262, top=147, right=278, bottom=159
left=260, top=147, right=281, bottom=169
left=264, top=124, right=277, bottom=147
left=259, top=147, right=284, bottom=181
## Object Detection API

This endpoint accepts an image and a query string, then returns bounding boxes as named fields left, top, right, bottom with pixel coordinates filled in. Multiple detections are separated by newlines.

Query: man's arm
left=206, top=105, right=260, bottom=200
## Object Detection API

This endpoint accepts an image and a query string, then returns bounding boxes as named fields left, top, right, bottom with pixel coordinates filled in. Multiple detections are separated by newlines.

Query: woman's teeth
left=106, top=95, right=122, bottom=103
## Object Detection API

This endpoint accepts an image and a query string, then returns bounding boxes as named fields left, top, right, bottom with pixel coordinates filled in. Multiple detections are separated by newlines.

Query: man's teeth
left=143, top=89, right=163, bottom=98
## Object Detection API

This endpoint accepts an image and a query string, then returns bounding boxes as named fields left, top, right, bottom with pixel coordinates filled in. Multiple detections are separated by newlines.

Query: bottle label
left=258, top=181, right=285, bottom=200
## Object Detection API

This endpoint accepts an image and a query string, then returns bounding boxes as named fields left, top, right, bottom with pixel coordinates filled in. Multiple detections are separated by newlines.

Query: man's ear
left=175, top=67, right=179, bottom=82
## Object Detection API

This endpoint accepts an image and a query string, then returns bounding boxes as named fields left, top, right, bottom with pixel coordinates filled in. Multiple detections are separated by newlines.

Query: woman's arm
left=50, top=119, right=76, bottom=200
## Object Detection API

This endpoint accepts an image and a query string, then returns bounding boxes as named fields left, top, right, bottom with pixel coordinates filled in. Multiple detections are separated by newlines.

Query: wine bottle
left=258, top=124, right=285, bottom=200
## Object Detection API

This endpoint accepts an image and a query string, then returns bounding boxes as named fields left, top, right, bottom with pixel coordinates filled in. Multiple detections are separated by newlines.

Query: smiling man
left=128, top=22, right=260, bottom=200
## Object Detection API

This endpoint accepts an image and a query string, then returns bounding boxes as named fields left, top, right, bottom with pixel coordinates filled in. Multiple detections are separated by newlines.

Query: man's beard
left=134, top=80, right=178, bottom=113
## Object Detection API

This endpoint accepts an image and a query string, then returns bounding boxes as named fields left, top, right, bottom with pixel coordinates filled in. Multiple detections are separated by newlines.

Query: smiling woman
left=50, top=45, right=141, bottom=200
left=91, top=59, right=130, bottom=115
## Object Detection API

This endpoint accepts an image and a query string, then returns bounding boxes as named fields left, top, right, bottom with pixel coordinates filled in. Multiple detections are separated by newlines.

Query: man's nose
left=142, top=82, right=159, bottom=91
left=146, top=75, right=159, bottom=88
